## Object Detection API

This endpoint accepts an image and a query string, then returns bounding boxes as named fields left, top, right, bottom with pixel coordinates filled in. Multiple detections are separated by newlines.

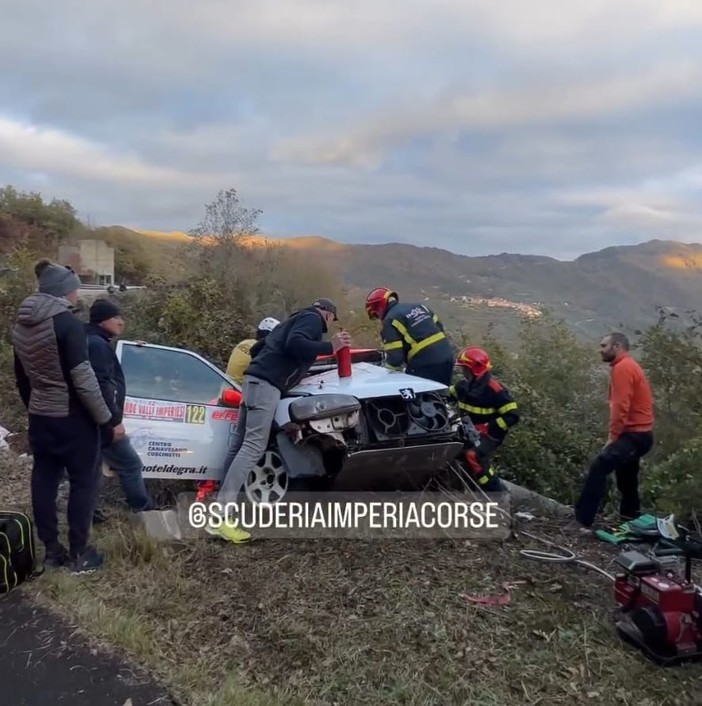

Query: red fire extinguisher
left=337, top=336, right=352, bottom=378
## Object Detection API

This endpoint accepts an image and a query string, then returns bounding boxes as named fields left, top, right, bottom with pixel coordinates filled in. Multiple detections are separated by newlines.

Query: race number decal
left=399, top=388, right=415, bottom=400
left=185, top=404, right=206, bottom=424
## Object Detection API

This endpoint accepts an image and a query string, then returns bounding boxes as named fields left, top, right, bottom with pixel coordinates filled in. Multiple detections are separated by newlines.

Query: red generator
left=613, top=539, right=702, bottom=666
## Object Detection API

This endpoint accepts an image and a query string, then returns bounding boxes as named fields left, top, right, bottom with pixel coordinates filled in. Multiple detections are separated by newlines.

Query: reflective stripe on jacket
left=381, top=301, right=452, bottom=369
left=448, top=373, right=519, bottom=441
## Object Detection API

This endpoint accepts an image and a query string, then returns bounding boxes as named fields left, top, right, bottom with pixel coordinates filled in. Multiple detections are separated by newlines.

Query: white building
left=58, top=239, right=115, bottom=286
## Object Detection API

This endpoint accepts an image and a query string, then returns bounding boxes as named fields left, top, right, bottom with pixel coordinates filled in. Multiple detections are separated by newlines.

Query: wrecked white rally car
left=112, top=341, right=466, bottom=503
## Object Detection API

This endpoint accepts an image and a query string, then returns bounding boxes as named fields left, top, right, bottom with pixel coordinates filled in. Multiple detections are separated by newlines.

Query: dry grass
left=3, top=451, right=702, bottom=706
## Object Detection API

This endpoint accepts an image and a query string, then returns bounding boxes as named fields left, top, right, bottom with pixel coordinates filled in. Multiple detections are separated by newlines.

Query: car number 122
left=186, top=404, right=206, bottom=424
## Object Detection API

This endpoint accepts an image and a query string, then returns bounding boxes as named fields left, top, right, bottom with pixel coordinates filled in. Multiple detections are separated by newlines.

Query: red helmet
left=455, top=346, right=492, bottom=377
left=365, top=287, right=397, bottom=319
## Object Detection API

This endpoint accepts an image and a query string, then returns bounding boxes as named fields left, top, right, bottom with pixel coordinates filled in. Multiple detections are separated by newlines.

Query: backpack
left=0, top=510, right=39, bottom=594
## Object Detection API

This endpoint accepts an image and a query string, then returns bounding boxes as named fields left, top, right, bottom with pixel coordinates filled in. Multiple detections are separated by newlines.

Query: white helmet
left=257, top=316, right=280, bottom=333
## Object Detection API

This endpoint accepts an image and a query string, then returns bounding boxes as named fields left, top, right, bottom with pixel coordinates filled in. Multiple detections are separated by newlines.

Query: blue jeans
left=218, top=375, right=281, bottom=506
left=101, top=437, right=153, bottom=512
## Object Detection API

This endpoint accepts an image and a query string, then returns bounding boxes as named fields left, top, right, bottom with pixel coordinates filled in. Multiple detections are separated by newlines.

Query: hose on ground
left=439, top=463, right=616, bottom=582
left=517, top=529, right=616, bottom=582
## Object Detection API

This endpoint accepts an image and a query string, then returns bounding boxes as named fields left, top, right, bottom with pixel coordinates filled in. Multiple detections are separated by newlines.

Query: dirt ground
left=3, top=451, right=702, bottom=706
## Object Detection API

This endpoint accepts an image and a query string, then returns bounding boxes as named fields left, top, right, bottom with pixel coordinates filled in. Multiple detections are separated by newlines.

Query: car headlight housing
left=288, top=394, right=361, bottom=423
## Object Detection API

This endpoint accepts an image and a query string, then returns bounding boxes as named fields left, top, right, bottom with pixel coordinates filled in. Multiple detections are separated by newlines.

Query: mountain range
left=95, top=227, right=702, bottom=342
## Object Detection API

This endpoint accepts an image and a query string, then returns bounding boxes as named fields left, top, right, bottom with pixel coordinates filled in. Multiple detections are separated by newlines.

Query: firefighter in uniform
left=364, top=287, right=454, bottom=386
left=449, top=346, right=519, bottom=492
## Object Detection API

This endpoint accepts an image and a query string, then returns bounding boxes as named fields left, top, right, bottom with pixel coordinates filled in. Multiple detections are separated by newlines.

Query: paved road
left=0, top=589, right=180, bottom=705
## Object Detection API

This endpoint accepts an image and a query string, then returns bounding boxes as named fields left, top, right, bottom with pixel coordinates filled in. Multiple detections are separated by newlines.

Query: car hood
left=286, top=362, right=447, bottom=400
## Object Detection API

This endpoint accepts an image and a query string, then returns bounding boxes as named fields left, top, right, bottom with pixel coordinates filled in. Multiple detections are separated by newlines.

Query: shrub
left=477, top=314, right=608, bottom=504
left=641, top=436, right=702, bottom=525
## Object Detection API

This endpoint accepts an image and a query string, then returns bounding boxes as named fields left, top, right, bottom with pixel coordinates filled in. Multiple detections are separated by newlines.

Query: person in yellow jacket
left=226, top=316, right=281, bottom=384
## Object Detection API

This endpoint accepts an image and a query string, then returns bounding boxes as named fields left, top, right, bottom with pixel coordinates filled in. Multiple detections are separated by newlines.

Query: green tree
left=488, top=313, right=608, bottom=503
left=0, top=185, right=83, bottom=248
left=635, top=308, right=702, bottom=460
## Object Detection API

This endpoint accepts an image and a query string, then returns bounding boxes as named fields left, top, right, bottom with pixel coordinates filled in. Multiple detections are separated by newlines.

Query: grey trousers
left=217, top=375, right=281, bottom=506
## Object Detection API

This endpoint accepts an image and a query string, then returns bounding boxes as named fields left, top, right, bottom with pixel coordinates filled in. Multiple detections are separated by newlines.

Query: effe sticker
left=186, top=404, right=206, bottom=424
left=212, top=409, right=239, bottom=422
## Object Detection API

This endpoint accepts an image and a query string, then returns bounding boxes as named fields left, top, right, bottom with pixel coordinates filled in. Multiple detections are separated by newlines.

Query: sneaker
left=44, top=544, right=70, bottom=569
left=69, top=546, right=105, bottom=575
left=204, top=518, right=251, bottom=544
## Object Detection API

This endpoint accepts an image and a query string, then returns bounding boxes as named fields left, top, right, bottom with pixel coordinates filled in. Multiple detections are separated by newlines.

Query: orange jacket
left=608, top=352, right=654, bottom=440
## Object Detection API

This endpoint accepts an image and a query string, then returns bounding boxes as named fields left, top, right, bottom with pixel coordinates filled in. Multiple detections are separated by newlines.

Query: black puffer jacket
left=86, top=323, right=126, bottom=426
left=12, top=293, right=112, bottom=425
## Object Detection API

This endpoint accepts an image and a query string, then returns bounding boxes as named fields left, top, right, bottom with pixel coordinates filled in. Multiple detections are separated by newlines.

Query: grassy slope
left=4, top=454, right=702, bottom=706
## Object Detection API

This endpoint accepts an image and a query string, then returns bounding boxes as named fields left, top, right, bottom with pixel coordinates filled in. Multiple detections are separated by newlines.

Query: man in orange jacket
left=570, top=332, right=654, bottom=531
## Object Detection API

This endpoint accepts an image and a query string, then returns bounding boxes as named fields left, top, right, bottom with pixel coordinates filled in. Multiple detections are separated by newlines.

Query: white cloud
left=131, top=0, right=702, bottom=53
left=2, top=1, right=702, bottom=257
left=273, top=60, right=702, bottom=167
left=0, top=116, right=220, bottom=188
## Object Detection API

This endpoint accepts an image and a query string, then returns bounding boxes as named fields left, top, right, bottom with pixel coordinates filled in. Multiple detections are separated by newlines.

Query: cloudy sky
left=2, top=1, right=702, bottom=258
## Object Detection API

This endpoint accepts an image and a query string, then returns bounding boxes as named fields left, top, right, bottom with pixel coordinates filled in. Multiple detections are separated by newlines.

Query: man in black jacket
left=12, top=259, right=114, bottom=574
left=87, top=299, right=153, bottom=513
left=207, top=298, right=351, bottom=543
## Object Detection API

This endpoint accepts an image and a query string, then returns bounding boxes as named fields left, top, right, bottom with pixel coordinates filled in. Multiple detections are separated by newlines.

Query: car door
left=115, top=340, right=241, bottom=481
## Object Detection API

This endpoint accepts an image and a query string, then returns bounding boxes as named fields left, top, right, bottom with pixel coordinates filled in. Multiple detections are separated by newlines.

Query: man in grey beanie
left=12, top=259, right=114, bottom=575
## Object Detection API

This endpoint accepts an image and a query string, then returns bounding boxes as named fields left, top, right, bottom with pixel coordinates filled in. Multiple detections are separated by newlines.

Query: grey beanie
left=34, top=259, right=82, bottom=298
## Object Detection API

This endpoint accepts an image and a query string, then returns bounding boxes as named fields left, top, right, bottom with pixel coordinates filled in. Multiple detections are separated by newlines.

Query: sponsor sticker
left=124, top=397, right=187, bottom=422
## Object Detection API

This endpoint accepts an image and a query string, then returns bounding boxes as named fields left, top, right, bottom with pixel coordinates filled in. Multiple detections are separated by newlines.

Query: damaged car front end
left=266, top=362, right=466, bottom=498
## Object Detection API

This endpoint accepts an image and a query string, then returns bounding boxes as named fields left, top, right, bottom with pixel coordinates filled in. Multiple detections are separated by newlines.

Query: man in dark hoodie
left=87, top=298, right=153, bottom=514
left=12, top=259, right=115, bottom=574
left=206, top=298, right=351, bottom=543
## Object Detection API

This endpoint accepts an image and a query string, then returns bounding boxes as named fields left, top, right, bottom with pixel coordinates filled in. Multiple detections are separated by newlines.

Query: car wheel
left=244, top=448, right=289, bottom=504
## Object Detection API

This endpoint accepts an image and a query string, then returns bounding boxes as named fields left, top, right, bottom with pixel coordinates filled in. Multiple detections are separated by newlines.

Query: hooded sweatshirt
left=12, top=293, right=112, bottom=425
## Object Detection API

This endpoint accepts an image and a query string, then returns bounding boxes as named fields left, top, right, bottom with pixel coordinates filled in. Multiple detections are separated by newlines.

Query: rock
left=502, top=480, right=572, bottom=518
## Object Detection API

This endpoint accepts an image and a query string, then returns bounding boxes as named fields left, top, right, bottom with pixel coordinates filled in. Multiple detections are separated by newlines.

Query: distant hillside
left=265, top=236, right=702, bottom=341
left=97, top=227, right=702, bottom=342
